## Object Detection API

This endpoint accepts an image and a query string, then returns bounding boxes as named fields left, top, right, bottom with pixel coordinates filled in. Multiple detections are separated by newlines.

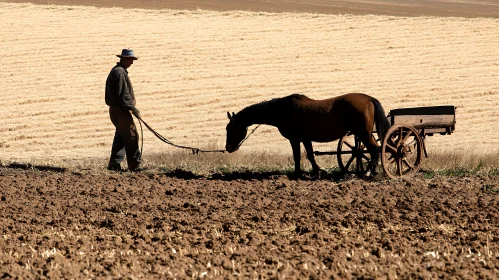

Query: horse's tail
left=370, top=98, right=391, bottom=141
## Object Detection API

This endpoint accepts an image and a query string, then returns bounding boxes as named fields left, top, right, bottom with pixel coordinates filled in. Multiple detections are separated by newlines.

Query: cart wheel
left=337, top=134, right=378, bottom=176
left=381, top=124, right=423, bottom=179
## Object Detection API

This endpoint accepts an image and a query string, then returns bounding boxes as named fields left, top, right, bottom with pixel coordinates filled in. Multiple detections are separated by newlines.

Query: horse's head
left=225, top=112, right=247, bottom=153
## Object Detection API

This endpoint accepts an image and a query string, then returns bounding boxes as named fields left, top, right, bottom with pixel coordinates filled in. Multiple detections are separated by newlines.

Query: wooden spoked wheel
left=381, top=124, right=423, bottom=179
left=337, top=134, right=378, bottom=176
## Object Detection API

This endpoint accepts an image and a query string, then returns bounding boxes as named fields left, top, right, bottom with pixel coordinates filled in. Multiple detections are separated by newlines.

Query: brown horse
left=225, top=93, right=391, bottom=177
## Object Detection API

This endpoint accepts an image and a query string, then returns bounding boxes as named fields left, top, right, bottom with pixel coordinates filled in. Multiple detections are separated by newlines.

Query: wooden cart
left=314, top=105, right=456, bottom=179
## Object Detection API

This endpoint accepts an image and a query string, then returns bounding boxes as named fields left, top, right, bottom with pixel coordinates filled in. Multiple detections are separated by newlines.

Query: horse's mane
left=239, top=97, right=278, bottom=117
left=252, top=97, right=281, bottom=110
left=235, top=94, right=308, bottom=126
left=242, top=94, right=307, bottom=113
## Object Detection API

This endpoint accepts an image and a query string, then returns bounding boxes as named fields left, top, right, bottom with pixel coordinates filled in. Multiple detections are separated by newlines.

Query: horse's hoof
left=290, top=171, right=302, bottom=180
left=363, top=170, right=380, bottom=181
left=311, top=169, right=324, bottom=180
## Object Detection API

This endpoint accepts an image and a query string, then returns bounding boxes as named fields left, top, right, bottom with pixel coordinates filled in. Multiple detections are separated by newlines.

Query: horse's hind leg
left=358, top=133, right=380, bottom=176
left=303, top=141, right=321, bottom=177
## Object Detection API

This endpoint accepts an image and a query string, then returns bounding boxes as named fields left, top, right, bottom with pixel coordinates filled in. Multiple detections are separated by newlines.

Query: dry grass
left=1, top=148, right=497, bottom=178
left=421, top=148, right=499, bottom=176
left=1, top=3, right=498, bottom=166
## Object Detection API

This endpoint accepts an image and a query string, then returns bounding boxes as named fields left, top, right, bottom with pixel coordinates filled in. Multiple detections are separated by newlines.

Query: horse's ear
left=227, top=112, right=232, bottom=121
left=232, top=112, right=235, bottom=118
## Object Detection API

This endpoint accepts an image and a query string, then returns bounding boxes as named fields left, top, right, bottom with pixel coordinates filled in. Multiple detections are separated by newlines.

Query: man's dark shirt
left=105, top=63, right=136, bottom=110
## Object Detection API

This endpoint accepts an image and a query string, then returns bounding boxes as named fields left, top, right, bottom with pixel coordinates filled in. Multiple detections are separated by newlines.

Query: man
left=105, top=49, right=142, bottom=172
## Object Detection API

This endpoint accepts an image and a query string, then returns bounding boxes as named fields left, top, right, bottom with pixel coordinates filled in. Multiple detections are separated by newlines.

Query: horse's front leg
left=303, top=141, right=321, bottom=178
left=290, top=140, right=302, bottom=177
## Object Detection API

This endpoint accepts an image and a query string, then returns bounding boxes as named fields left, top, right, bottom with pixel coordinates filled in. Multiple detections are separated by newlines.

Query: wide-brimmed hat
left=116, top=49, right=138, bottom=60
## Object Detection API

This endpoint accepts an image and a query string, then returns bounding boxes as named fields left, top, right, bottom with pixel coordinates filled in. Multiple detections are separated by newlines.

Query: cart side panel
left=391, top=114, right=455, bottom=128
left=388, top=105, right=456, bottom=134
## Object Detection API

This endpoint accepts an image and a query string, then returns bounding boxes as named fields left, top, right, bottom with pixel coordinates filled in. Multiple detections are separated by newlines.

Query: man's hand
left=131, top=107, right=141, bottom=119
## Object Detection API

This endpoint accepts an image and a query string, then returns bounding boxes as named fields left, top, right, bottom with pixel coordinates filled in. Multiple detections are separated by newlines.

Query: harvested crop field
left=1, top=167, right=499, bottom=278
left=1, top=0, right=499, bottom=162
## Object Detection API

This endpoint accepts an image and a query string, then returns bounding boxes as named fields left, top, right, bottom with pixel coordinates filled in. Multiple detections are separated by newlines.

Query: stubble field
left=0, top=1, right=498, bottom=164
left=1, top=0, right=499, bottom=278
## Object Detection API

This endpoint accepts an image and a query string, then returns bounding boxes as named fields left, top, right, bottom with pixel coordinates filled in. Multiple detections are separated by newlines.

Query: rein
left=236, top=124, right=261, bottom=150
left=134, top=116, right=226, bottom=155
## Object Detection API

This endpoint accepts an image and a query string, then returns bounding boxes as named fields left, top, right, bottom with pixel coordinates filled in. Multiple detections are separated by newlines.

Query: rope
left=138, top=118, right=144, bottom=160
left=236, top=124, right=261, bottom=150
left=134, top=115, right=226, bottom=154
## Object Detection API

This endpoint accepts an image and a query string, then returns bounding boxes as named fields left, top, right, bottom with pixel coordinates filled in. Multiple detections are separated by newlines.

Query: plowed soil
left=1, top=166, right=498, bottom=278
left=2, top=0, right=499, bottom=278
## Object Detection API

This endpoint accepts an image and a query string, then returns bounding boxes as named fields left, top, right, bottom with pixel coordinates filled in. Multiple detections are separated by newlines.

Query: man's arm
left=117, top=73, right=135, bottom=111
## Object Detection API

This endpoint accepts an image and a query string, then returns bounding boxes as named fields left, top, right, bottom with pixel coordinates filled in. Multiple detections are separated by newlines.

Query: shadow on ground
left=158, top=168, right=348, bottom=181
left=6, top=162, right=67, bottom=173
left=1, top=164, right=366, bottom=181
